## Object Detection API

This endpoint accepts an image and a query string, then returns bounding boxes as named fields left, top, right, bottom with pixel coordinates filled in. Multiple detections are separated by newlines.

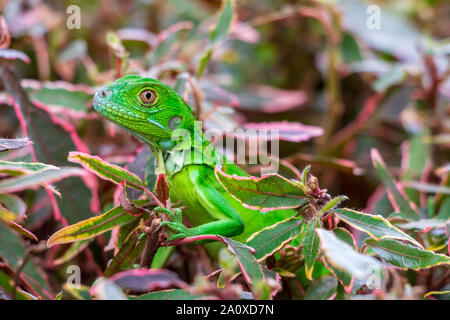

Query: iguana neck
left=150, top=122, right=222, bottom=177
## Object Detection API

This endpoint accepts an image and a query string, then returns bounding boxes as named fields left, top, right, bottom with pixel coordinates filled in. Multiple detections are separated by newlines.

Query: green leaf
left=132, top=289, right=207, bottom=300
left=0, top=167, right=84, bottom=194
left=333, top=227, right=357, bottom=248
left=366, top=238, right=450, bottom=270
left=196, top=48, right=213, bottom=79
left=246, top=217, right=304, bottom=260
left=317, top=229, right=383, bottom=282
left=402, top=129, right=430, bottom=181
left=334, top=208, right=421, bottom=247
left=371, top=148, right=418, bottom=220
left=437, top=197, right=450, bottom=219
left=47, top=200, right=147, bottom=247
left=303, top=219, right=320, bottom=280
left=210, top=0, right=233, bottom=44
left=220, top=236, right=266, bottom=287
left=0, top=160, right=58, bottom=176
left=68, top=152, right=145, bottom=190
left=149, top=22, right=193, bottom=65
left=215, top=167, right=307, bottom=212
left=304, top=276, right=338, bottom=300
left=62, top=283, right=91, bottom=300
left=109, top=269, right=188, bottom=292
left=301, top=165, right=311, bottom=187
left=320, top=195, right=348, bottom=214
left=106, top=31, right=127, bottom=58
left=0, top=138, right=32, bottom=153
left=176, top=234, right=277, bottom=291
left=29, top=87, right=92, bottom=114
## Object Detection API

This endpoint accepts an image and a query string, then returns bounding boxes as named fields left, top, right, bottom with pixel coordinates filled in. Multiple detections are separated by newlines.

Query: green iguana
left=93, top=74, right=297, bottom=259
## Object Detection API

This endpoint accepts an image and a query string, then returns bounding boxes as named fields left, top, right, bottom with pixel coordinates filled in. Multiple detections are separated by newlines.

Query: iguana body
left=93, top=75, right=295, bottom=259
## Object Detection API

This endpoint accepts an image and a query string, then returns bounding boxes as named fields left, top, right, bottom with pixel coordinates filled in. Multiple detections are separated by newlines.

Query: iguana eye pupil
left=139, top=89, right=156, bottom=105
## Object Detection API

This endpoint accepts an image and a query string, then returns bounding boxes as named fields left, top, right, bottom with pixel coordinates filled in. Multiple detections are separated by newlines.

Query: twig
left=11, top=251, right=32, bottom=300
left=330, top=93, right=384, bottom=149
left=140, top=218, right=162, bottom=268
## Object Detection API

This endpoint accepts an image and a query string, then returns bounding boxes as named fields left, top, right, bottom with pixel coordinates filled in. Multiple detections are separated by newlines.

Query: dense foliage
left=0, top=0, right=449, bottom=300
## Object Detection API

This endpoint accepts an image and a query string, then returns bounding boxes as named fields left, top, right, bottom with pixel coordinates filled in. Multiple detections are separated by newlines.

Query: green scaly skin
left=93, top=75, right=295, bottom=259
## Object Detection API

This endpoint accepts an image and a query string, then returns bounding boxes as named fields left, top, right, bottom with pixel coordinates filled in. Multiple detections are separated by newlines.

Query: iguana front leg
left=160, top=167, right=244, bottom=241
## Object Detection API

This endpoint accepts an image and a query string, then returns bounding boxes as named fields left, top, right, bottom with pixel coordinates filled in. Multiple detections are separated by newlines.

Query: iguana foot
left=160, top=220, right=193, bottom=241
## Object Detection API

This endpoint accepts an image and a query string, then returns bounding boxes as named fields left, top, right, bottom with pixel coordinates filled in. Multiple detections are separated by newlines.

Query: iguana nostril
left=101, top=90, right=106, bottom=97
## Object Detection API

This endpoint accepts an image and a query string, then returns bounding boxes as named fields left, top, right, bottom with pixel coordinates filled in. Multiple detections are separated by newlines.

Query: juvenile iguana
left=93, top=75, right=296, bottom=259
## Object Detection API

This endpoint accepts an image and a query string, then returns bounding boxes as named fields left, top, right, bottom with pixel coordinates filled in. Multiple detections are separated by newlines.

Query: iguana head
left=93, top=74, right=195, bottom=150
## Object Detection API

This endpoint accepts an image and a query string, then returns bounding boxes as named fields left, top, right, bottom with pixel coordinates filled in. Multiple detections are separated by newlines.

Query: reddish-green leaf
left=371, top=149, right=418, bottom=220
left=104, top=232, right=146, bottom=277
left=317, top=229, right=383, bottom=282
left=28, top=86, right=92, bottom=115
left=334, top=208, right=421, bottom=247
left=320, top=195, right=348, bottom=214
left=0, top=223, right=49, bottom=298
left=398, top=219, right=447, bottom=231
left=366, top=238, right=450, bottom=270
left=62, top=284, right=91, bottom=300
left=246, top=217, right=304, bottom=260
left=132, top=289, right=207, bottom=300
left=304, top=276, right=338, bottom=300
left=0, top=215, right=37, bottom=241
left=110, top=268, right=189, bottom=292
left=0, top=138, right=32, bottom=153
left=171, top=235, right=274, bottom=289
left=1, top=66, right=95, bottom=224
left=0, top=160, right=58, bottom=176
left=215, top=167, right=307, bottom=212
left=52, top=239, right=93, bottom=266
left=68, top=151, right=145, bottom=190
left=0, top=167, right=84, bottom=194
left=47, top=200, right=146, bottom=247
left=0, top=49, right=30, bottom=64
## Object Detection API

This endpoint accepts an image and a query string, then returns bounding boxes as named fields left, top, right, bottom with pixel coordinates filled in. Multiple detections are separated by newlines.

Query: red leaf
left=155, top=174, right=170, bottom=206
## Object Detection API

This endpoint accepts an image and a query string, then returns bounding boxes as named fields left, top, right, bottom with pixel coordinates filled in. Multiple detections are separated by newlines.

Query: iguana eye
left=139, top=89, right=156, bottom=105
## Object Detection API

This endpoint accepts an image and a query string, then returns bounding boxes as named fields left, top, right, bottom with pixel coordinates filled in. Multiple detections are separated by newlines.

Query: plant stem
left=317, top=4, right=344, bottom=154
left=140, top=218, right=162, bottom=268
